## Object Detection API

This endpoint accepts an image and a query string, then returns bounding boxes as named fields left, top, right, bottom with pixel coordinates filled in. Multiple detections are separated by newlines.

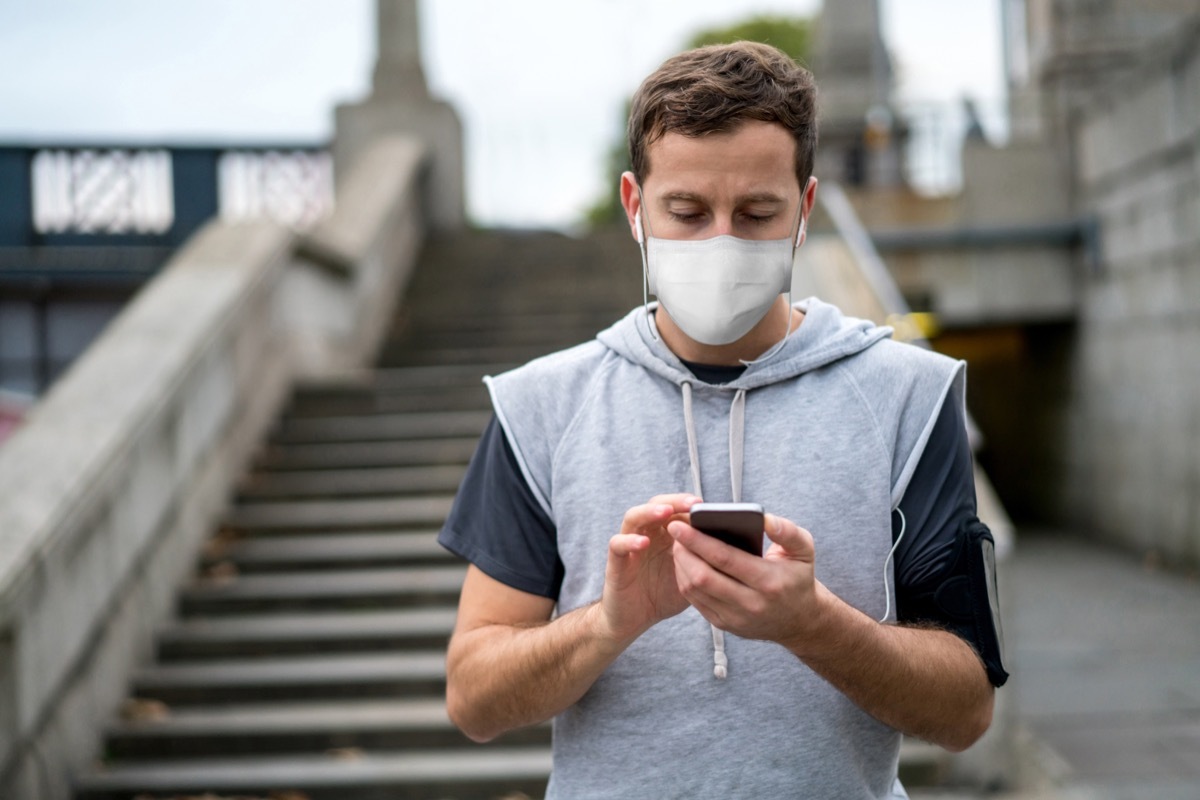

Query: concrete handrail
left=0, top=135, right=427, bottom=797
left=818, top=182, right=919, bottom=330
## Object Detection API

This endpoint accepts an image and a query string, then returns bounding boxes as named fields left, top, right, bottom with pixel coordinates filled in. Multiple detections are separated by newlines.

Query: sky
left=0, top=0, right=1007, bottom=227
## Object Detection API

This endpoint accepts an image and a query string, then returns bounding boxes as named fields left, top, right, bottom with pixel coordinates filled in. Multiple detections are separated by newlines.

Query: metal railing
left=0, top=143, right=335, bottom=396
left=0, top=143, right=333, bottom=248
left=897, top=98, right=1009, bottom=195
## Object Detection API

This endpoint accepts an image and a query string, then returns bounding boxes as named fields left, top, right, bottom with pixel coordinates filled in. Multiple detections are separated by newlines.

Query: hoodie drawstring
left=681, top=382, right=748, bottom=680
left=728, top=388, right=746, bottom=504
left=681, top=382, right=703, bottom=500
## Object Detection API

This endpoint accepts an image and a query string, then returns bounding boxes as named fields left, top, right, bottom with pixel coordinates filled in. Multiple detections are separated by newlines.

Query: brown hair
left=627, top=41, right=818, bottom=187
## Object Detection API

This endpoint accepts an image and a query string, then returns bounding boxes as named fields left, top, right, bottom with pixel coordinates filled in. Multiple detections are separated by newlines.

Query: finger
left=670, top=535, right=760, bottom=608
left=672, top=541, right=764, bottom=633
left=668, top=520, right=765, bottom=584
left=621, top=495, right=701, bottom=533
left=647, top=493, right=703, bottom=513
left=684, top=592, right=729, bottom=631
left=763, top=514, right=815, bottom=562
left=608, top=532, right=650, bottom=557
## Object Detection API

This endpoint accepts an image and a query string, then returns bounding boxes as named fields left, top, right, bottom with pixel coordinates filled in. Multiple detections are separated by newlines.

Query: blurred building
left=816, top=0, right=1199, bottom=566
left=996, top=0, right=1200, bottom=562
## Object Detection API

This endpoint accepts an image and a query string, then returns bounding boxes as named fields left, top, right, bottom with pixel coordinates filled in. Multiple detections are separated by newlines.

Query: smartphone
left=688, top=502, right=764, bottom=556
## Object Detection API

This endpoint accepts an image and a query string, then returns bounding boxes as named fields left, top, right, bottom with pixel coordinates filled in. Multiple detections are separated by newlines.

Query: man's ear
left=796, top=177, right=818, bottom=248
left=620, top=171, right=642, bottom=244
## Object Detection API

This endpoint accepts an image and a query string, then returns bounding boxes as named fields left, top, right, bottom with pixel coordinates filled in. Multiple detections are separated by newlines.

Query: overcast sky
left=0, top=0, right=1006, bottom=227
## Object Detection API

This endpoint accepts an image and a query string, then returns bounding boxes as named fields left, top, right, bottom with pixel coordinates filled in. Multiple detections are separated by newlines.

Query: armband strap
left=903, top=517, right=1009, bottom=687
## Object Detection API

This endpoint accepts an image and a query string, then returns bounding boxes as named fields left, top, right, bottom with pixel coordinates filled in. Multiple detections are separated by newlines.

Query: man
left=439, top=42, right=1007, bottom=798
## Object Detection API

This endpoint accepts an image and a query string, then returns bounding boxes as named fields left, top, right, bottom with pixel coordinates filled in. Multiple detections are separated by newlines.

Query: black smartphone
left=688, top=502, right=765, bottom=556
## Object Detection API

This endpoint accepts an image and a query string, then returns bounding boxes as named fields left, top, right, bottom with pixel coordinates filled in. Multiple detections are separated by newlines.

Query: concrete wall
left=1066, top=20, right=1200, bottom=564
left=841, top=140, right=1082, bottom=528
left=885, top=244, right=1077, bottom=328
left=897, top=135, right=1079, bottom=328
left=0, top=136, right=428, bottom=798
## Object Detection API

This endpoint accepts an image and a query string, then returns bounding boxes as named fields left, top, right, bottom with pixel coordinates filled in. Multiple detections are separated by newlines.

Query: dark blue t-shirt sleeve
left=438, top=415, right=563, bottom=599
left=893, top=394, right=977, bottom=615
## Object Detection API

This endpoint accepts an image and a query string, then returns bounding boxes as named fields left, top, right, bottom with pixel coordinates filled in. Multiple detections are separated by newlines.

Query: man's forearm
left=788, top=584, right=994, bottom=751
left=447, top=497, right=695, bottom=742
left=445, top=601, right=634, bottom=742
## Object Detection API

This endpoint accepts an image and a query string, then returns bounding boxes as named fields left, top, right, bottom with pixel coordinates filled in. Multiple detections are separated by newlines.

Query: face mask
left=636, top=208, right=804, bottom=346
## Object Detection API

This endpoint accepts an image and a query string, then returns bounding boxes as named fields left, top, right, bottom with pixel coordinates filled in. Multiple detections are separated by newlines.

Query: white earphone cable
left=880, top=508, right=906, bottom=623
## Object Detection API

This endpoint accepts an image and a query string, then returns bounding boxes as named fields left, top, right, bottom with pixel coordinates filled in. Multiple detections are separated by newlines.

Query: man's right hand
left=446, top=492, right=699, bottom=742
left=600, top=493, right=700, bottom=642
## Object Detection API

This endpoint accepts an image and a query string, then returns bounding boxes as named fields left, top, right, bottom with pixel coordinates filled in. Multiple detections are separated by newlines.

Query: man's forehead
left=641, top=122, right=799, bottom=198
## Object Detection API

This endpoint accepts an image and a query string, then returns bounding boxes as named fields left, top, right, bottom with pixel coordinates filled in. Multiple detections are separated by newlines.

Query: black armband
left=903, top=517, right=1009, bottom=687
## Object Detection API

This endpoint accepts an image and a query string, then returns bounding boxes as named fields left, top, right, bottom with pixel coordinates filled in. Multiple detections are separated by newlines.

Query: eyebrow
left=660, top=191, right=789, bottom=205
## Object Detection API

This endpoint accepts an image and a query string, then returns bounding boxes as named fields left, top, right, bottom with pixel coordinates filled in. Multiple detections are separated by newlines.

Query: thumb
left=764, top=514, right=815, bottom=563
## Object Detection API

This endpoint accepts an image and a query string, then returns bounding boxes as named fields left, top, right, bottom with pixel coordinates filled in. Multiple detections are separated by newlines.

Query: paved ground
left=914, top=529, right=1200, bottom=799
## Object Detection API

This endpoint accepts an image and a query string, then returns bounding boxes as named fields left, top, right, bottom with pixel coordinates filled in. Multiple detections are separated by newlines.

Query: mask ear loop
left=634, top=197, right=659, bottom=342
left=739, top=187, right=810, bottom=367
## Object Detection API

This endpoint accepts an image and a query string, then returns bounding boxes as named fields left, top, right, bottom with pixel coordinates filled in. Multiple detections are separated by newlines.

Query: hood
left=596, top=298, right=892, bottom=389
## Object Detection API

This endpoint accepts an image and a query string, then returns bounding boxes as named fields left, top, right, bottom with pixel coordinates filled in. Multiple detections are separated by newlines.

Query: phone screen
left=689, top=502, right=764, bottom=556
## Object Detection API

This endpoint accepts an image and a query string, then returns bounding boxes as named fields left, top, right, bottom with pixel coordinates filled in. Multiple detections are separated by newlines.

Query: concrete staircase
left=74, top=229, right=637, bottom=800
left=73, top=226, right=959, bottom=798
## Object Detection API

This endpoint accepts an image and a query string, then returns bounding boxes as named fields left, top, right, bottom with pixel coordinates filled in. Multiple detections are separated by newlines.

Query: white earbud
left=634, top=208, right=644, bottom=244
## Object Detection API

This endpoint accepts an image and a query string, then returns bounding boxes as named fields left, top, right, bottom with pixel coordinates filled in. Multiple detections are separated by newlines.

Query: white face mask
left=636, top=207, right=804, bottom=346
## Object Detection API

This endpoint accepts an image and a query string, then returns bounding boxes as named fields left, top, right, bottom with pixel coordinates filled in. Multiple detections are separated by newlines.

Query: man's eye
left=744, top=214, right=775, bottom=225
left=669, top=212, right=704, bottom=223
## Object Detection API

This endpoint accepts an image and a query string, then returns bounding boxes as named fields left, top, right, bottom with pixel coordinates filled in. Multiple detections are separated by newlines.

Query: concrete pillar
left=335, top=0, right=465, bottom=229
left=812, top=0, right=903, bottom=187
left=814, top=0, right=890, bottom=121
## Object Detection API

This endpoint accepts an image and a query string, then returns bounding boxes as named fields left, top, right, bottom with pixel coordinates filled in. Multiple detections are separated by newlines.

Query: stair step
left=401, top=325, right=603, bottom=349
left=204, top=531, right=448, bottom=572
left=391, top=319, right=619, bottom=347
left=280, top=366, right=497, bottom=419
left=132, top=652, right=447, bottom=705
left=400, top=290, right=628, bottom=320
left=285, top=388, right=490, bottom=418
left=159, top=608, right=456, bottom=660
left=273, top=410, right=490, bottom=444
left=256, top=437, right=479, bottom=471
left=77, top=747, right=552, bottom=800
left=181, top=566, right=465, bottom=615
left=369, top=363, right=511, bottom=391
left=225, top=496, right=454, bottom=533
left=239, top=465, right=467, bottom=501
left=382, top=345, right=562, bottom=367
left=104, top=698, right=549, bottom=759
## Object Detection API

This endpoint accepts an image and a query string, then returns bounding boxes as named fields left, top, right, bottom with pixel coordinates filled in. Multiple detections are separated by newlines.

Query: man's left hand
left=668, top=512, right=825, bottom=648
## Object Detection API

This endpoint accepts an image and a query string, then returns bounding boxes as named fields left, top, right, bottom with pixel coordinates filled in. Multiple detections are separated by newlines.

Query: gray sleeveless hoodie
left=485, top=298, right=965, bottom=799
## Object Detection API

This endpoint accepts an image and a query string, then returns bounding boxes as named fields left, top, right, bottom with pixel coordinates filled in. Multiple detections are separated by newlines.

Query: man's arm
left=445, top=494, right=698, bottom=743
left=445, top=567, right=612, bottom=742
left=787, top=583, right=993, bottom=752
left=669, top=514, right=993, bottom=752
